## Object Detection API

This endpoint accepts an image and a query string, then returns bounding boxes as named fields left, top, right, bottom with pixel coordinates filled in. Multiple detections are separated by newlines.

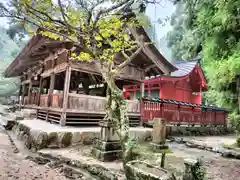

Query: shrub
left=236, top=136, right=240, bottom=147
left=229, top=112, right=240, bottom=133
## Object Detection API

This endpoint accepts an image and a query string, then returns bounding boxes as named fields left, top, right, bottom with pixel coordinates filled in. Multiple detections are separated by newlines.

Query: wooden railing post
left=60, top=66, right=71, bottom=126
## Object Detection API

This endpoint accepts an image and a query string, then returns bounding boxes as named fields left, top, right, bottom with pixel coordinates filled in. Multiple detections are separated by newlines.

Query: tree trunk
left=104, top=75, right=132, bottom=173
left=237, top=76, right=240, bottom=114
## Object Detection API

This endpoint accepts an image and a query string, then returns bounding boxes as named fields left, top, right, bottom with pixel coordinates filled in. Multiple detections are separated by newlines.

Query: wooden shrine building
left=4, top=26, right=176, bottom=126
left=125, top=59, right=208, bottom=104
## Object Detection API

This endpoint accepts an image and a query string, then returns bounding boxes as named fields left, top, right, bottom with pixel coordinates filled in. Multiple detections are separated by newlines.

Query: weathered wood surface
left=29, top=92, right=38, bottom=105
left=67, top=93, right=140, bottom=114
left=41, top=63, right=68, bottom=77
left=23, top=96, right=29, bottom=105
left=51, top=93, right=63, bottom=108
left=118, top=65, right=143, bottom=82
left=39, top=95, right=48, bottom=107
left=70, top=61, right=143, bottom=82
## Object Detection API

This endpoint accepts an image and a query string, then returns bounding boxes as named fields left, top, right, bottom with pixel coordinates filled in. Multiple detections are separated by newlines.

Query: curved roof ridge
left=170, top=57, right=201, bottom=77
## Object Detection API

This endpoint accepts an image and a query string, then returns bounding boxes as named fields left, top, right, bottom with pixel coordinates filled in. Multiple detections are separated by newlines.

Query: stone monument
left=92, top=120, right=122, bottom=161
left=151, top=118, right=168, bottom=149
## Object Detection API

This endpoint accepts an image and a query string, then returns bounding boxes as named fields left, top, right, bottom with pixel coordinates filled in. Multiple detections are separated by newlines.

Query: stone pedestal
left=92, top=120, right=122, bottom=161
left=151, top=118, right=168, bottom=149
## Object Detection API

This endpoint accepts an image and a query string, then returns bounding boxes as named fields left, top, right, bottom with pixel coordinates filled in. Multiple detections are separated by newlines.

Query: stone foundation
left=168, top=126, right=233, bottom=137
left=92, top=140, right=122, bottom=161
left=11, top=119, right=152, bottom=151
left=12, top=121, right=99, bottom=151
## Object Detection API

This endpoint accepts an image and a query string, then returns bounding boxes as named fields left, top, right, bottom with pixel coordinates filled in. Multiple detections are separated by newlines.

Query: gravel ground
left=0, top=126, right=68, bottom=180
left=169, top=142, right=240, bottom=180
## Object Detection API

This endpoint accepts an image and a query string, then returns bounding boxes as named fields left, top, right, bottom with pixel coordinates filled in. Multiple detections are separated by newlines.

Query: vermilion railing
left=141, top=97, right=228, bottom=126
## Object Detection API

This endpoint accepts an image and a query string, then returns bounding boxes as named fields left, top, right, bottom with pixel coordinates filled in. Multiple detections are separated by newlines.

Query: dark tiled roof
left=170, top=60, right=199, bottom=77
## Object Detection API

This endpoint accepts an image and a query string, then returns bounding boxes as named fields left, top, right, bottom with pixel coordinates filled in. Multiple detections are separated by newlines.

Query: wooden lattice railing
left=67, top=93, right=140, bottom=114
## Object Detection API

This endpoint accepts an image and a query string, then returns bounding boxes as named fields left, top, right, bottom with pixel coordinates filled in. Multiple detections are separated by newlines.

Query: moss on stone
left=59, top=132, right=73, bottom=147
left=47, top=132, right=58, bottom=146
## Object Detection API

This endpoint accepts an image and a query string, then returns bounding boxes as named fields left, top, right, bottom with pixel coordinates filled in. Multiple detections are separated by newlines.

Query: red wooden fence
left=141, top=98, right=228, bottom=126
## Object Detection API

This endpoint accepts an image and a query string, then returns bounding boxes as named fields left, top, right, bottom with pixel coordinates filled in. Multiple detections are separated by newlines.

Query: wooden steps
left=37, top=111, right=140, bottom=127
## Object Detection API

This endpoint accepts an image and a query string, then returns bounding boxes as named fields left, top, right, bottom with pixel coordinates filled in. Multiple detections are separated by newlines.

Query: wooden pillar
left=21, top=84, right=26, bottom=107
left=133, top=91, right=136, bottom=100
left=148, top=85, right=151, bottom=97
left=199, top=84, right=202, bottom=104
left=47, top=73, right=55, bottom=107
left=140, top=82, right=145, bottom=126
left=27, top=81, right=33, bottom=105
left=60, top=66, right=71, bottom=126
left=18, top=84, right=22, bottom=106
left=37, top=77, right=43, bottom=106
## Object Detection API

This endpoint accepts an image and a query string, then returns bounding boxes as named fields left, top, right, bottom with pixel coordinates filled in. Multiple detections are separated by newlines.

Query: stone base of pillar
left=91, top=140, right=122, bottom=161
left=150, top=142, right=169, bottom=150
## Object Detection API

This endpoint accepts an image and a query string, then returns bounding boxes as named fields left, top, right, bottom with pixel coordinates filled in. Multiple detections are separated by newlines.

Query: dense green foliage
left=167, top=0, right=240, bottom=113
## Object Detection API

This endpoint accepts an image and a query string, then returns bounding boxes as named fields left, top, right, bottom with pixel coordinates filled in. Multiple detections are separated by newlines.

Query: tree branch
left=93, top=0, right=134, bottom=27
left=57, top=0, right=72, bottom=29
left=112, top=46, right=144, bottom=75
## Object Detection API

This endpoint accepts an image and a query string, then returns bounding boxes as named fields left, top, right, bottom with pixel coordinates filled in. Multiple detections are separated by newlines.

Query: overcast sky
left=0, top=0, right=175, bottom=38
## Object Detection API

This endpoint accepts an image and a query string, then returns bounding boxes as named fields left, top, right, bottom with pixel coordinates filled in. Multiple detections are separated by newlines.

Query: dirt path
left=0, top=126, right=68, bottom=180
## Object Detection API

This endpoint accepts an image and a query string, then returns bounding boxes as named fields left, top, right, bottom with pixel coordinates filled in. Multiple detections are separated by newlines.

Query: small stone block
left=150, top=142, right=169, bottom=150
left=94, top=140, right=122, bottom=151
left=184, top=158, right=197, bottom=166
left=91, top=148, right=122, bottom=162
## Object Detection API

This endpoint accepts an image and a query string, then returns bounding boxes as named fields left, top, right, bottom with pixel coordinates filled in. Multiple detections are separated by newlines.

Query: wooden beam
left=144, top=64, right=157, bottom=72
left=60, top=66, right=72, bottom=126
left=21, top=79, right=31, bottom=85
left=129, top=27, right=174, bottom=75
left=140, top=82, right=145, bottom=98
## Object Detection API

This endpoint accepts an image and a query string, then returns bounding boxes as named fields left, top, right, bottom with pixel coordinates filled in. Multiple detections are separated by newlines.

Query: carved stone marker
left=91, top=120, right=122, bottom=161
left=151, top=118, right=168, bottom=149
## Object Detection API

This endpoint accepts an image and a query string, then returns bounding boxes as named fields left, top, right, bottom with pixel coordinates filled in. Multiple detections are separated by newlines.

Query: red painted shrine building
left=124, top=59, right=208, bottom=105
